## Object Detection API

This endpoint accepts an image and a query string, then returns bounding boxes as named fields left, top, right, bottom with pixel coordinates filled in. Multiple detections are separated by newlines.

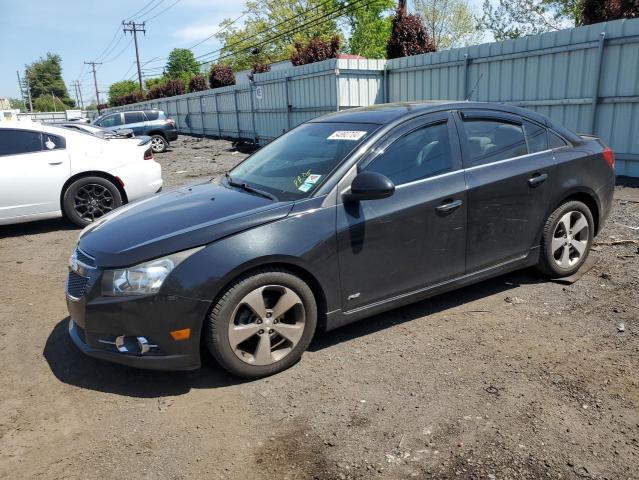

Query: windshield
left=228, top=122, right=378, bottom=201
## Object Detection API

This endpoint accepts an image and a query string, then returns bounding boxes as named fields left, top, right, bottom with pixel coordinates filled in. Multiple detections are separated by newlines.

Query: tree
left=25, top=53, right=74, bottom=107
left=415, top=0, right=482, bottom=49
left=477, top=0, right=581, bottom=41
left=386, top=0, right=437, bottom=59
left=209, top=64, right=236, bottom=88
left=188, top=75, right=208, bottom=92
left=9, top=98, right=26, bottom=110
left=165, top=48, right=201, bottom=85
left=582, top=0, right=639, bottom=24
left=33, top=94, right=69, bottom=112
left=249, top=62, right=271, bottom=81
left=215, top=0, right=341, bottom=71
left=347, top=0, right=394, bottom=58
left=145, top=76, right=167, bottom=90
left=108, top=80, right=140, bottom=105
left=291, top=36, right=341, bottom=65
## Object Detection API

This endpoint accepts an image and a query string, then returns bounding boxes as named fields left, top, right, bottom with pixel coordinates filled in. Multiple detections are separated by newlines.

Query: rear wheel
left=63, top=176, right=122, bottom=227
left=538, top=200, right=594, bottom=277
left=150, top=135, right=167, bottom=153
left=205, top=269, right=317, bottom=379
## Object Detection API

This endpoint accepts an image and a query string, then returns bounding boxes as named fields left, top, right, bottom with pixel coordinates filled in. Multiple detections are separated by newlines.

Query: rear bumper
left=165, top=129, right=178, bottom=142
left=596, top=173, right=615, bottom=233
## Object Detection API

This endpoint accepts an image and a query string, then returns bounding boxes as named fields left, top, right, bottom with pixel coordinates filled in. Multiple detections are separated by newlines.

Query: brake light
left=144, top=148, right=153, bottom=160
left=165, top=118, right=175, bottom=126
left=602, top=148, right=615, bottom=170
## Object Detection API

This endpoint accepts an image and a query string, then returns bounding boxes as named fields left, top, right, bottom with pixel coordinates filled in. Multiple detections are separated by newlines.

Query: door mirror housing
left=343, top=171, right=395, bottom=202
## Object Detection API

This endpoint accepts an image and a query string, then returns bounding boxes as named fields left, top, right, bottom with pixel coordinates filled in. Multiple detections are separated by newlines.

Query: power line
left=102, top=37, right=134, bottom=63
left=187, top=10, right=250, bottom=50
left=143, top=0, right=181, bottom=22
left=124, top=0, right=161, bottom=21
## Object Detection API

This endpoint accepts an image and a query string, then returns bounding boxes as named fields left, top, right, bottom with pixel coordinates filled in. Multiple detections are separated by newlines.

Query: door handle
left=436, top=199, right=463, bottom=214
left=48, top=160, right=63, bottom=165
left=528, top=173, right=548, bottom=187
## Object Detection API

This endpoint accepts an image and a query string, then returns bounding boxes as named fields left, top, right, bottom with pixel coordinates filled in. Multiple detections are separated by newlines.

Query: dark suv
left=93, top=110, right=178, bottom=153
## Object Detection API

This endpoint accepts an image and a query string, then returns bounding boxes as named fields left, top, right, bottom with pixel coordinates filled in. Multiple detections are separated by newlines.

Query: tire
left=205, top=269, right=317, bottom=379
left=150, top=134, right=167, bottom=153
left=538, top=200, right=594, bottom=277
left=63, top=176, right=123, bottom=227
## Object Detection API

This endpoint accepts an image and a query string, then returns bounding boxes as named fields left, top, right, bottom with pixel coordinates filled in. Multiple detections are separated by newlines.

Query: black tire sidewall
left=206, top=270, right=318, bottom=379
left=540, top=200, right=594, bottom=277
left=151, top=135, right=167, bottom=153
left=63, top=176, right=123, bottom=227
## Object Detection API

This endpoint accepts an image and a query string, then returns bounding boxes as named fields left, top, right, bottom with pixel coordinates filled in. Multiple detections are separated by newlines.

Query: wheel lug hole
left=273, top=319, right=278, bottom=324
left=266, top=313, right=272, bottom=318
left=258, top=329, right=264, bottom=335
left=268, top=329, right=273, bottom=334
left=256, top=319, right=262, bottom=324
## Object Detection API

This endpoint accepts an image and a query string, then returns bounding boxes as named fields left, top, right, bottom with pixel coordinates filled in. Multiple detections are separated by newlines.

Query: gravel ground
left=0, top=136, right=638, bottom=480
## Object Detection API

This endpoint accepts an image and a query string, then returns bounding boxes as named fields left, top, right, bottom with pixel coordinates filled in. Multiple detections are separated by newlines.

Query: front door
left=0, top=128, right=70, bottom=221
left=336, top=112, right=467, bottom=311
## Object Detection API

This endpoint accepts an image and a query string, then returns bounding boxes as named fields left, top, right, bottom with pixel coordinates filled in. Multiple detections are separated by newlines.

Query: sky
left=0, top=0, right=486, bottom=105
left=0, top=0, right=246, bottom=103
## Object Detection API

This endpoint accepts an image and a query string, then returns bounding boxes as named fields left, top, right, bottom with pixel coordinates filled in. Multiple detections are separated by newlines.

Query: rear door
left=458, top=110, right=558, bottom=271
left=123, top=111, right=147, bottom=135
left=336, top=112, right=467, bottom=310
left=0, top=129, right=70, bottom=220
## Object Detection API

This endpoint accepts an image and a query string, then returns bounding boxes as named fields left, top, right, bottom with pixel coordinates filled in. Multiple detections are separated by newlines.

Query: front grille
left=75, top=248, right=95, bottom=267
left=67, top=270, right=89, bottom=299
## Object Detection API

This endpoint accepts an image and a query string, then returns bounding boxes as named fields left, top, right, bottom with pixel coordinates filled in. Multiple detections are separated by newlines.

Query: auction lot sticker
left=327, top=131, right=367, bottom=141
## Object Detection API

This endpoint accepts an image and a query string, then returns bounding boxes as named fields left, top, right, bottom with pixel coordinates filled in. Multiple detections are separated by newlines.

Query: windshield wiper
left=224, top=173, right=277, bottom=201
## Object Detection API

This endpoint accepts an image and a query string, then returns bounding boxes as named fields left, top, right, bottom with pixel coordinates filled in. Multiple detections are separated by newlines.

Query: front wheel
left=63, top=176, right=123, bottom=227
left=538, top=200, right=594, bottom=277
left=205, top=269, right=317, bottom=379
left=150, top=135, right=167, bottom=153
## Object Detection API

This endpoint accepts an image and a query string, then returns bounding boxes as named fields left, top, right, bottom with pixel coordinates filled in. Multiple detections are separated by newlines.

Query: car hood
left=78, top=181, right=294, bottom=267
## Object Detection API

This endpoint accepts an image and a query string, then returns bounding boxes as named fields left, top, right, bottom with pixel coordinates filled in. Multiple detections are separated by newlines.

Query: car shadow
left=44, top=269, right=541, bottom=398
left=309, top=269, right=542, bottom=352
left=0, top=217, right=77, bottom=238
left=43, top=318, right=245, bottom=398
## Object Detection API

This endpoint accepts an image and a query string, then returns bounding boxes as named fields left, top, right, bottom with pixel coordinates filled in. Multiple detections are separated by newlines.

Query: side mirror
left=343, top=171, right=395, bottom=202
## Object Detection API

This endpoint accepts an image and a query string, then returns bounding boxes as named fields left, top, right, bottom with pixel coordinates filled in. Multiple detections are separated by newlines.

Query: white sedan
left=0, top=121, right=163, bottom=227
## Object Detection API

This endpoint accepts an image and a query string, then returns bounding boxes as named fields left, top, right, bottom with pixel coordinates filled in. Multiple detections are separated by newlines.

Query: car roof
left=310, top=101, right=548, bottom=125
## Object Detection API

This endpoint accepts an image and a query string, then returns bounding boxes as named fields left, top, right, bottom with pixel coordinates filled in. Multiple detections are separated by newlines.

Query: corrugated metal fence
left=105, top=18, right=639, bottom=176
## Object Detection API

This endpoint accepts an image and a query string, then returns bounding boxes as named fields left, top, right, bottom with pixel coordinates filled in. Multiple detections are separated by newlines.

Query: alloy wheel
left=551, top=210, right=589, bottom=269
left=151, top=137, right=165, bottom=152
left=73, top=183, right=114, bottom=222
left=228, top=285, right=306, bottom=366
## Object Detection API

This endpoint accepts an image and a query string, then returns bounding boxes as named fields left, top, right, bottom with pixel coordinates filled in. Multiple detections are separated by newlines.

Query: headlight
left=101, top=247, right=203, bottom=296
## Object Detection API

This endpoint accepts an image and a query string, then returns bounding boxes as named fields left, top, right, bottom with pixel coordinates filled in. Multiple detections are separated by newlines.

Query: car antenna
left=465, top=73, right=484, bottom=101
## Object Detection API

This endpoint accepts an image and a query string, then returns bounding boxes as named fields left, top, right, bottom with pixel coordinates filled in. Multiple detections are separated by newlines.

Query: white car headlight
left=101, top=247, right=203, bottom=296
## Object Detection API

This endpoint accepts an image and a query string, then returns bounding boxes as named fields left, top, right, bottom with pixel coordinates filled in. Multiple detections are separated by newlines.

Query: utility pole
left=24, top=73, right=33, bottom=113
left=122, top=21, right=146, bottom=92
left=84, top=61, right=102, bottom=108
left=16, top=71, right=26, bottom=109
left=72, top=81, right=80, bottom=108
left=71, top=80, right=84, bottom=109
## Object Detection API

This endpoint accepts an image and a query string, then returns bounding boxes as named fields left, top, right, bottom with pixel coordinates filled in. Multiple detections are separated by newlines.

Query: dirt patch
left=0, top=135, right=638, bottom=479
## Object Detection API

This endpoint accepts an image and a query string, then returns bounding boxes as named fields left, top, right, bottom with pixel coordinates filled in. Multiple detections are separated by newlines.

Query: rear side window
left=0, top=130, right=42, bottom=156
left=365, top=122, right=452, bottom=185
left=98, top=114, right=122, bottom=127
left=124, top=112, right=146, bottom=124
left=42, top=133, right=66, bottom=150
left=523, top=120, right=548, bottom=153
left=462, top=119, right=527, bottom=166
left=549, top=130, right=568, bottom=148
left=145, top=111, right=160, bottom=121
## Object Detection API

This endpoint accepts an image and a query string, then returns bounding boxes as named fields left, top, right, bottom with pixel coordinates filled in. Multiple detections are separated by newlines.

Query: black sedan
left=66, top=101, right=615, bottom=378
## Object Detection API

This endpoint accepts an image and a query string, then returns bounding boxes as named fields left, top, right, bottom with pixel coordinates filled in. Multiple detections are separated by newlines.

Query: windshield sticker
left=298, top=183, right=313, bottom=192
left=293, top=169, right=312, bottom=188
left=305, top=174, right=322, bottom=184
left=327, top=130, right=367, bottom=141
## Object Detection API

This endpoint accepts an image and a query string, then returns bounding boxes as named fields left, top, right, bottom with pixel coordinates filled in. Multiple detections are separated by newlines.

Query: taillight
left=602, top=148, right=615, bottom=170
left=165, top=118, right=175, bottom=126
left=144, top=148, right=153, bottom=160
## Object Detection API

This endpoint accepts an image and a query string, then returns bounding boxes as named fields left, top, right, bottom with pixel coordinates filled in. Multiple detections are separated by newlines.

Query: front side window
left=0, top=130, right=42, bottom=156
left=462, top=119, right=527, bottom=166
left=229, top=122, right=378, bottom=201
left=97, top=114, right=122, bottom=128
left=364, top=122, right=452, bottom=185
left=124, top=112, right=146, bottom=124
